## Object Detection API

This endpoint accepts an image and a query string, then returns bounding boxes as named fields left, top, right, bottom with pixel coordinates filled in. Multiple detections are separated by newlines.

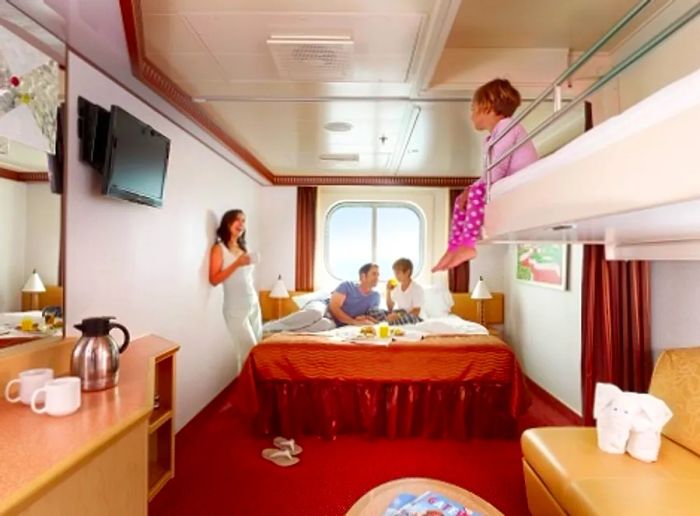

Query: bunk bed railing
left=484, top=1, right=700, bottom=199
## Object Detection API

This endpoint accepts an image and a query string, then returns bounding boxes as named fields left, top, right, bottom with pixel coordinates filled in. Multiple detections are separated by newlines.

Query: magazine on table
left=385, top=490, right=483, bottom=516
left=382, top=493, right=416, bottom=516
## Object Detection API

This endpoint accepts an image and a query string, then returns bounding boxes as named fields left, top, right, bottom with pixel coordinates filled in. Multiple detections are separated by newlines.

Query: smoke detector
left=267, top=34, right=354, bottom=81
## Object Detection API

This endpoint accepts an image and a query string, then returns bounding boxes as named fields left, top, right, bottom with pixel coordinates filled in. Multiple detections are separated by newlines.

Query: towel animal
left=593, top=382, right=672, bottom=463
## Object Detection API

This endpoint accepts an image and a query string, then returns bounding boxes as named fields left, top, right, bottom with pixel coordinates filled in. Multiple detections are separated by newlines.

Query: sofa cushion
left=569, top=478, right=700, bottom=516
left=649, top=347, right=700, bottom=456
left=522, top=427, right=700, bottom=512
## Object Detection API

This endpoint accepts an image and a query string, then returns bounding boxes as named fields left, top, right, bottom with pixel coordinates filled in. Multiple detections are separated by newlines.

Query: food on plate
left=391, top=327, right=405, bottom=336
left=359, top=325, right=376, bottom=336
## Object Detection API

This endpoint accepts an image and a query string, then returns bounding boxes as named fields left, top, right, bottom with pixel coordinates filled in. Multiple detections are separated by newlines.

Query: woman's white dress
left=220, top=243, right=262, bottom=375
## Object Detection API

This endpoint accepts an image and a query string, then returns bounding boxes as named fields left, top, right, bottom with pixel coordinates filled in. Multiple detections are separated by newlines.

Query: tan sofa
left=521, top=347, right=700, bottom=515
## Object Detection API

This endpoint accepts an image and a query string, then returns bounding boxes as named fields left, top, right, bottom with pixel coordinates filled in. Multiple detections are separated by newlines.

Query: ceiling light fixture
left=323, top=121, right=353, bottom=132
left=319, top=153, right=359, bottom=162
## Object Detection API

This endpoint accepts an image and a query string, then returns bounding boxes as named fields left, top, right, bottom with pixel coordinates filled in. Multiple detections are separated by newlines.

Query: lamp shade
left=22, top=269, right=46, bottom=293
left=269, top=275, right=290, bottom=299
left=471, top=276, right=492, bottom=300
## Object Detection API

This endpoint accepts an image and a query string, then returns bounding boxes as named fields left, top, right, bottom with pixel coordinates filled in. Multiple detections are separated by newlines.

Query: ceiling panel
left=445, top=0, right=665, bottom=51
left=141, top=0, right=435, bottom=15
left=142, top=14, right=207, bottom=54
left=204, top=100, right=411, bottom=175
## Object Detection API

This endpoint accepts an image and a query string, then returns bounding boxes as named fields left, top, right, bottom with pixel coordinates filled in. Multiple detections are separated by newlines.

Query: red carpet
left=150, top=383, right=573, bottom=516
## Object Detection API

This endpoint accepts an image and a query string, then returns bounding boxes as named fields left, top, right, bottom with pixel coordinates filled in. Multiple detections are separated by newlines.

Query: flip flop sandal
left=261, top=448, right=300, bottom=467
left=273, top=436, right=303, bottom=455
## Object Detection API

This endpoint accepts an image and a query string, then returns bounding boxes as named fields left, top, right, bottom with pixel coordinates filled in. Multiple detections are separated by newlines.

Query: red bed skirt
left=252, top=380, right=517, bottom=440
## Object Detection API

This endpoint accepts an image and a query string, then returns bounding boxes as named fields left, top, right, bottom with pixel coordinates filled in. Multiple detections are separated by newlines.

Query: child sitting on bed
left=385, top=257, right=423, bottom=325
left=432, top=79, right=538, bottom=272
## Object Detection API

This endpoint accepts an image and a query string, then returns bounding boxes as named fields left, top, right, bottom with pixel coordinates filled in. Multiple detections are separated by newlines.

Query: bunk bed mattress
left=231, top=333, right=529, bottom=440
left=490, top=67, right=700, bottom=198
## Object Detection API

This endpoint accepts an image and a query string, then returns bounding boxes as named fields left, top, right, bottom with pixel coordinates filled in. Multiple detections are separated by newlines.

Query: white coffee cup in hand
left=248, top=251, right=261, bottom=264
left=31, top=377, right=82, bottom=417
left=5, top=368, right=54, bottom=405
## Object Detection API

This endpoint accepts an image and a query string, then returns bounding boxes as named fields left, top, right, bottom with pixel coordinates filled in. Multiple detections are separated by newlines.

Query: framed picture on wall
left=516, top=244, right=569, bottom=290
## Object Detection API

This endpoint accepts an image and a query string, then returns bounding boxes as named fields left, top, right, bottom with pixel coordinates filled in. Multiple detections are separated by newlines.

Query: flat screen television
left=102, top=106, right=171, bottom=208
left=47, top=102, right=65, bottom=194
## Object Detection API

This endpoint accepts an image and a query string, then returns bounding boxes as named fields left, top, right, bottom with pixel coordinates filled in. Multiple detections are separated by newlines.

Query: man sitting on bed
left=327, top=263, right=381, bottom=326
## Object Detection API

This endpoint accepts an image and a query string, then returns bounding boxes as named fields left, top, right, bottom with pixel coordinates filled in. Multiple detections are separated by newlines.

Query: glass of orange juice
left=378, top=322, right=390, bottom=338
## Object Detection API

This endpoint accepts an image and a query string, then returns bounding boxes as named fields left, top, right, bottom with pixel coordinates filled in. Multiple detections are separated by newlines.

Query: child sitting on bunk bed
left=432, top=78, right=538, bottom=272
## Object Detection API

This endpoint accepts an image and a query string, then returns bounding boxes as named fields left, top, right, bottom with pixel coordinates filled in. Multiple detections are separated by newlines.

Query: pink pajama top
left=473, top=117, right=538, bottom=188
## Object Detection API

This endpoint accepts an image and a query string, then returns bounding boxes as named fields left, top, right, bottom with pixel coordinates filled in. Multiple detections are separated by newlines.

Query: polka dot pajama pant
left=448, top=183, right=486, bottom=251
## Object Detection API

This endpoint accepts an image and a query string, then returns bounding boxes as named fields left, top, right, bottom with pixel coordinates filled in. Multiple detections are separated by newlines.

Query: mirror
left=0, top=4, right=65, bottom=350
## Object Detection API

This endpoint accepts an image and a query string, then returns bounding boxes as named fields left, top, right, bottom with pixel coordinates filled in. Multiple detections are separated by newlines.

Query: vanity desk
left=0, top=335, right=179, bottom=515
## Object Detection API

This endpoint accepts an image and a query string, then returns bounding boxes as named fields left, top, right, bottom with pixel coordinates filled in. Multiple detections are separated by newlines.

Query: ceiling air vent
left=267, top=35, right=353, bottom=81
left=319, top=153, right=359, bottom=162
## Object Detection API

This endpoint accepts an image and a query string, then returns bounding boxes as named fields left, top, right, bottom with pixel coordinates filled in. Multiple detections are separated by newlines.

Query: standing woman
left=209, top=209, right=262, bottom=375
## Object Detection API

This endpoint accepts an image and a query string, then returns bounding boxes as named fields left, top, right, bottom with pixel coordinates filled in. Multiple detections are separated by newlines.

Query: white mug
left=5, top=368, right=54, bottom=405
left=30, top=377, right=82, bottom=417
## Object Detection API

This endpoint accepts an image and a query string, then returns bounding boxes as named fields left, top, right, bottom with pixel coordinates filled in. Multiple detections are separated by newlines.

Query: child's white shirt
left=391, top=281, right=425, bottom=311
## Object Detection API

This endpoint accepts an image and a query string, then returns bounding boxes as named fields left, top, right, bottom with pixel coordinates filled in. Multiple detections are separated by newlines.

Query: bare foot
left=444, top=247, right=477, bottom=269
left=431, top=249, right=455, bottom=272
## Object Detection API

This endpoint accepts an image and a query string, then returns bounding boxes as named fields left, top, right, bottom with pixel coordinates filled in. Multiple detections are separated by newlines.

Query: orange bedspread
left=233, top=333, right=528, bottom=420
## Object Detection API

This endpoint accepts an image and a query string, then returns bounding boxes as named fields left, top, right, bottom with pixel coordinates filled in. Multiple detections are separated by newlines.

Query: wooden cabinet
left=148, top=351, right=176, bottom=501
left=0, top=336, right=179, bottom=515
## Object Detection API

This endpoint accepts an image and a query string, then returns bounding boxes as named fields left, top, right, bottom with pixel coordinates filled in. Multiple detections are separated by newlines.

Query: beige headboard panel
left=21, top=285, right=63, bottom=311
left=451, top=292, right=504, bottom=325
left=260, top=289, right=504, bottom=325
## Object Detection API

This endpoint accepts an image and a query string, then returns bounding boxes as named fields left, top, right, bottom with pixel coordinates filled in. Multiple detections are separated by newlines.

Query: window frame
left=323, top=200, right=426, bottom=282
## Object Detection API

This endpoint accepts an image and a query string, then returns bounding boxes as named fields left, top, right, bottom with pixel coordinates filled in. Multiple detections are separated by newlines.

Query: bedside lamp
left=22, top=269, right=46, bottom=310
left=471, top=276, right=492, bottom=327
left=269, top=275, right=290, bottom=320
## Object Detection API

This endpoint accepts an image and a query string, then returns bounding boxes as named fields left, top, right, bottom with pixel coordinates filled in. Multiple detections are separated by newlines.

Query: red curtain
left=581, top=245, right=652, bottom=424
left=295, top=187, right=317, bottom=291
left=448, top=189, right=470, bottom=292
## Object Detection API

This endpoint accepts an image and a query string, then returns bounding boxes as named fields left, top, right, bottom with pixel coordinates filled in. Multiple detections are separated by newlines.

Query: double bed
left=231, top=291, right=529, bottom=440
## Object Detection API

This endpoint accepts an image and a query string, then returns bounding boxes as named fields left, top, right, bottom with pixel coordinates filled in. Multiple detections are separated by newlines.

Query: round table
left=346, top=477, right=504, bottom=515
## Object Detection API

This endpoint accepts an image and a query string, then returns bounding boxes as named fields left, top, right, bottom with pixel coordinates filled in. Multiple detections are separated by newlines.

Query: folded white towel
left=593, top=383, right=673, bottom=463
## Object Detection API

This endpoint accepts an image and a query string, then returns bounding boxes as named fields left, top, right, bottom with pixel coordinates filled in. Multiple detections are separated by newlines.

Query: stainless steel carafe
left=71, top=317, right=130, bottom=391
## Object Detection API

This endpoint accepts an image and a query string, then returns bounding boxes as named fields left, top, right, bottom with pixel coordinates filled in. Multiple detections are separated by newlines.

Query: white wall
left=65, top=53, right=262, bottom=430
left=651, top=262, right=700, bottom=358
left=256, top=187, right=297, bottom=292
left=504, top=244, right=583, bottom=413
left=613, top=0, right=700, bottom=111
left=470, top=244, right=507, bottom=292
left=609, top=0, right=700, bottom=358
left=24, top=184, right=61, bottom=286
left=0, top=178, right=27, bottom=312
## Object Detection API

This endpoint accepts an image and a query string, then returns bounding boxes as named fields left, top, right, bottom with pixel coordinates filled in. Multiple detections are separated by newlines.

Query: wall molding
left=525, top=376, right=584, bottom=426
left=0, top=168, right=49, bottom=182
left=272, top=175, right=478, bottom=187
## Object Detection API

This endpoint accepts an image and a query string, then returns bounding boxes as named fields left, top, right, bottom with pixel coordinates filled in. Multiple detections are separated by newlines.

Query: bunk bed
left=480, top=2, right=700, bottom=260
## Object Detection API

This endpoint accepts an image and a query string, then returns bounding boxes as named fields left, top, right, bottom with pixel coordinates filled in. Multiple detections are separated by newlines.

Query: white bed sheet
left=314, top=314, right=489, bottom=343
left=490, top=67, right=700, bottom=198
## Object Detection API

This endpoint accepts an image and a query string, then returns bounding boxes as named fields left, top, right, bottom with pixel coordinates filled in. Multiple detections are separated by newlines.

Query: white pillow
left=292, top=290, right=330, bottom=310
left=419, top=284, right=454, bottom=319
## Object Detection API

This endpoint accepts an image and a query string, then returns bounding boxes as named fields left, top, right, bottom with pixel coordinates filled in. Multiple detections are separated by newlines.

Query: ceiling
left=6, top=0, right=663, bottom=181
left=135, top=0, right=648, bottom=179
left=445, top=0, right=666, bottom=51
